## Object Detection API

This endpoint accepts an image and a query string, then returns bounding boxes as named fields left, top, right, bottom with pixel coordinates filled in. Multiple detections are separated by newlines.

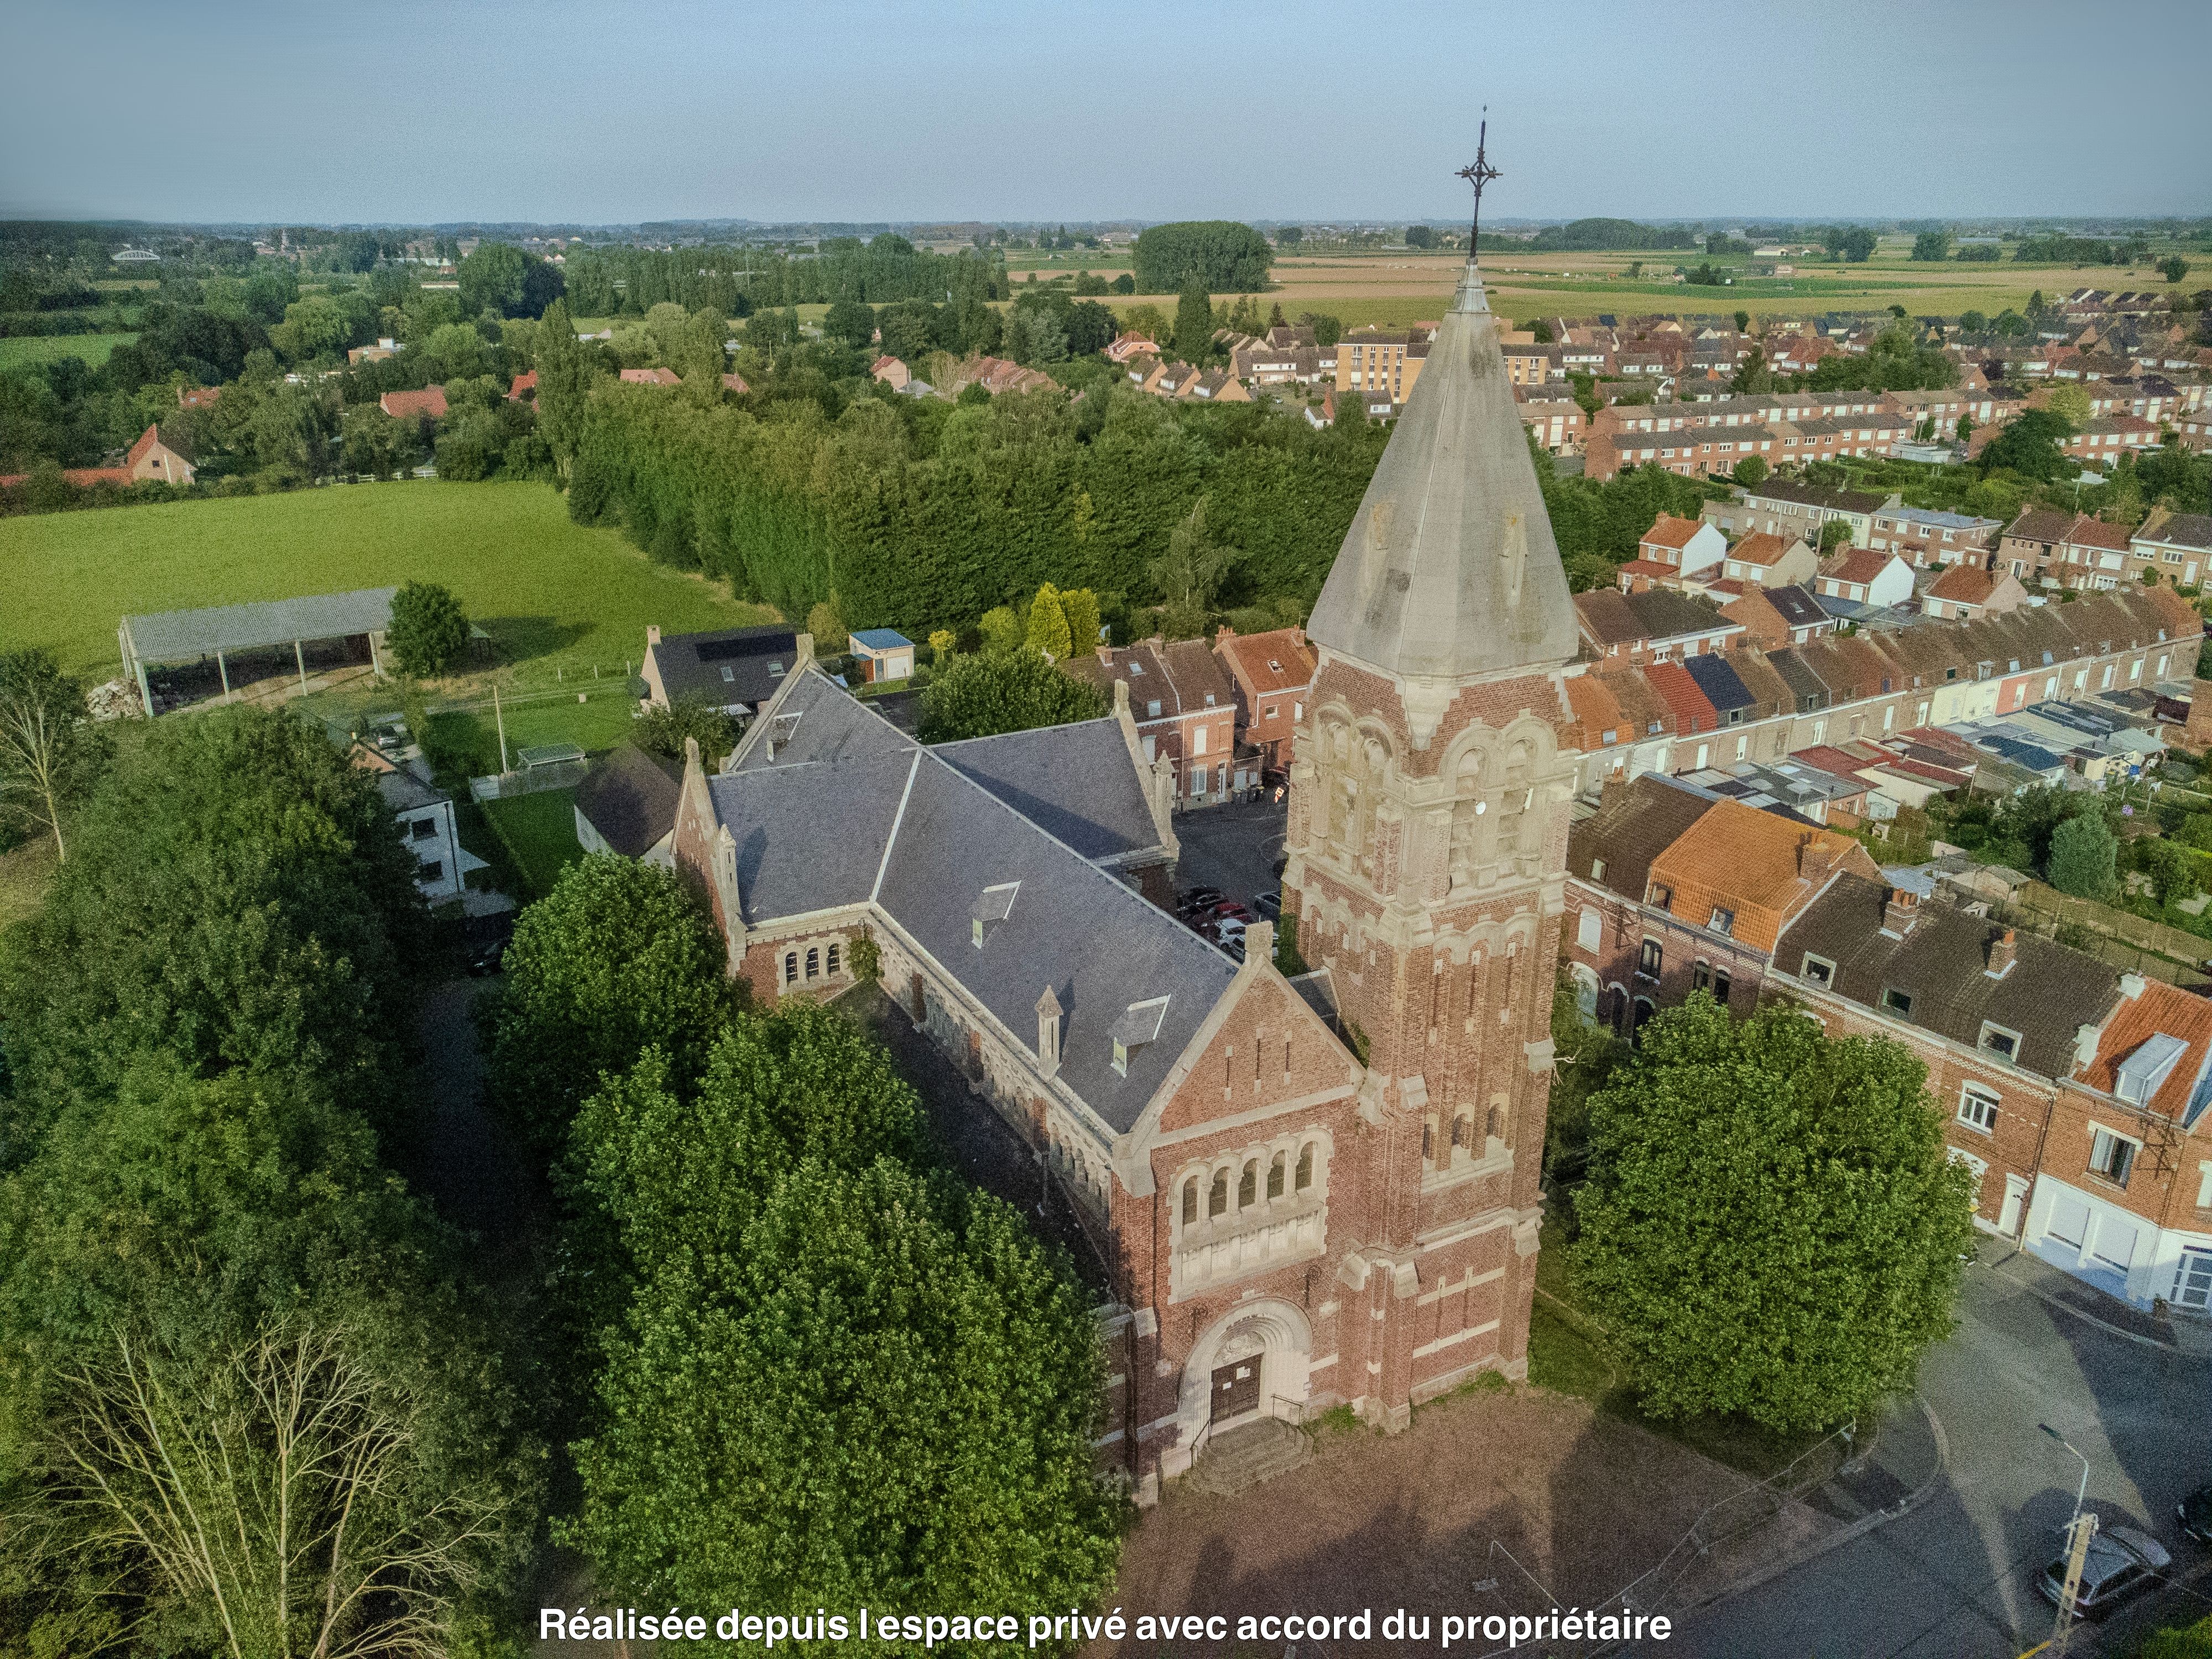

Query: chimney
left=1035, top=985, right=1062, bottom=1078
left=1215, top=623, right=1235, bottom=645
left=1797, top=835, right=1840, bottom=882
left=1113, top=679, right=1131, bottom=718
left=1881, top=886, right=1919, bottom=937
left=1986, top=928, right=2018, bottom=977
left=646, top=624, right=662, bottom=646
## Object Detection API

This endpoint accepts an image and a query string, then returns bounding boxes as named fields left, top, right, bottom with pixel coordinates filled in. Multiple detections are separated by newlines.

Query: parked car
left=1176, top=887, right=1225, bottom=914
left=1254, top=891, right=1282, bottom=921
left=2180, top=1485, right=2212, bottom=1544
left=2036, top=1525, right=2171, bottom=1617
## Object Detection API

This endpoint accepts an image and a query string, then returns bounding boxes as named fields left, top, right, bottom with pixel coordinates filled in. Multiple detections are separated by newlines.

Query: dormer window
left=1267, top=660, right=1283, bottom=673
left=721, top=665, right=735, bottom=682
left=1109, top=996, right=1170, bottom=1076
left=1709, top=906, right=1735, bottom=937
left=768, top=660, right=785, bottom=677
left=971, top=880, right=1019, bottom=947
left=1128, top=662, right=1145, bottom=675
left=763, top=711, right=802, bottom=760
left=1979, top=1022, right=2021, bottom=1062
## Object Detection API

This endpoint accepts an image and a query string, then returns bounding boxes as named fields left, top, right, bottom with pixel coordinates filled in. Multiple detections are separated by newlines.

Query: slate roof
left=1776, top=873, right=2119, bottom=1081
left=653, top=625, right=801, bottom=712
left=1574, top=587, right=1736, bottom=648
left=713, top=668, right=1233, bottom=1133
left=1680, top=651, right=1757, bottom=716
left=573, top=743, right=682, bottom=857
left=2138, top=512, right=2212, bottom=552
left=1765, top=585, right=1828, bottom=628
left=935, top=719, right=1162, bottom=863
left=375, top=768, right=446, bottom=813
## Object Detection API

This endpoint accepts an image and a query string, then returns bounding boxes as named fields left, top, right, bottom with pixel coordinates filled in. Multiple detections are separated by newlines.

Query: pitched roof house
left=125, top=423, right=196, bottom=484
left=1212, top=625, right=1317, bottom=769
left=379, top=386, right=448, bottom=421
left=641, top=623, right=802, bottom=716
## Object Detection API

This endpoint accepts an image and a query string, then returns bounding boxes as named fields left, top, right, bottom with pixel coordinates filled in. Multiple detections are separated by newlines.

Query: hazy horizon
left=6, top=0, right=2208, bottom=226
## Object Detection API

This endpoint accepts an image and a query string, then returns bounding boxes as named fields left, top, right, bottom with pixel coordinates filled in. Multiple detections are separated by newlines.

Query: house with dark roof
left=573, top=743, right=683, bottom=868
left=1706, top=479, right=1897, bottom=549
left=1062, top=638, right=1242, bottom=805
left=640, top=623, right=802, bottom=717
left=2128, top=508, right=2212, bottom=589
left=1572, top=587, right=1743, bottom=664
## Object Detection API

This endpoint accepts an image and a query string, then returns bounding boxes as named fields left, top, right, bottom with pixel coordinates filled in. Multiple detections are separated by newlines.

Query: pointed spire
left=1306, top=131, right=1575, bottom=688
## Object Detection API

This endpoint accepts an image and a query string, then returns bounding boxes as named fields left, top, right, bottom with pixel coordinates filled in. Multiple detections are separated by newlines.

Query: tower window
left=1267, top=1155, right=1284, bottom=1198
left=805, top=947, right=820, bottom=980
left=1295, top=1144, right=1314, bottom=1192
left=784, top=951, right=798, bottom=983
left=1181, top=1178, right=1197, bottom=1225
left=1238, top=1160, right=1258, bottom=1208
left=1209, top=1170, right=1228, bottom=1218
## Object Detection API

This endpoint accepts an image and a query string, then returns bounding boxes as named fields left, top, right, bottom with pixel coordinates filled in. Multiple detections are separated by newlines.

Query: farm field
left=0, top=479, right=778, bottom=679
left=0, top=332, right=137, bottom=370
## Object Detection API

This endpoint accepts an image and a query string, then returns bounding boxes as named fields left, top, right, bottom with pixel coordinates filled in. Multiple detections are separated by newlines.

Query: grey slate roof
left=652, top=625, right=800, bottom=711
left=1566, top=772, right=1718, bottom=899
left=1776, top=873, right=2119, bottom=1082
left=1681, top=652, right=1756, bottom=713
left=935, top=720, right=1161, bottom=862
left=375, top=768, right=446, bottom=813
left=125, top=587, right=397, bottom=662
left=573, top=743, right=681, bottom=857
left=711, top=669, right=1221, bottom=1132
left=1765, top=585, right=1829, bottom=628
left=1307, top=262, right=1579, bottom=681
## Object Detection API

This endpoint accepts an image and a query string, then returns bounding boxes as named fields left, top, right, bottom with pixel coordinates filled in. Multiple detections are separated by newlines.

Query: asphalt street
left=1644, top=1246, right=2210, bottom=1658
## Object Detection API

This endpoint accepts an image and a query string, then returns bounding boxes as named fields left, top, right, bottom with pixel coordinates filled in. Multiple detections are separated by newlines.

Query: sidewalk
left=1984, top=1243, right=2208, bottom=1355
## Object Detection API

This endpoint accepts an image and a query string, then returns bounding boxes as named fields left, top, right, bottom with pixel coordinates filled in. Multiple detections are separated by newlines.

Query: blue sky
left=5, top=0, right=2207, bottom=225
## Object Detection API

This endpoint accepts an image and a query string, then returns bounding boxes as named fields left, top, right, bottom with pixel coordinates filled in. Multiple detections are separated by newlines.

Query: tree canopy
left=385, top=580, right=469, bottom=676
left=916, top=648, right=1109, bottom=742
left=1571, top=997, right=1975, bottom=1433
left=1131, top=221, right=1273, bottom=294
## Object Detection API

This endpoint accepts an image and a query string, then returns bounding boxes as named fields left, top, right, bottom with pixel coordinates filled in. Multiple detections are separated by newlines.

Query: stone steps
left=1186, top=1415, right=1313, bottom=1498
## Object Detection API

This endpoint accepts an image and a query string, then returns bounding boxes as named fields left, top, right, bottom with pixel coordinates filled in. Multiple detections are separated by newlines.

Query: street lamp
left=2041, top=1423, right=2090, bottom=1526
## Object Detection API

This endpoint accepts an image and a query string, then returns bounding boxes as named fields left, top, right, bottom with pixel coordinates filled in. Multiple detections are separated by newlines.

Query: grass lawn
left=0, top=480, right=778, bottom=679
left=0, top=837, right=59, bottom=936
left=0, top=332, right=137, bottom=371
left=479, top=788, right=583, bottom=899
left=415, top=690, right=644, bottom=776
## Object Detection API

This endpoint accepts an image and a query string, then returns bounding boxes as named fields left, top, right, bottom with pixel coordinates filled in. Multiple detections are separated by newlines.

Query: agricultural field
left=0, top=478, right=778, bottom=679
left=0, top=332, right=137, bottom=370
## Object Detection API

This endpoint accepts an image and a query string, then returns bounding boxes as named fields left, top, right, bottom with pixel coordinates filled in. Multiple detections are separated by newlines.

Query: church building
left=670, top=236, right=1579, bottom=1501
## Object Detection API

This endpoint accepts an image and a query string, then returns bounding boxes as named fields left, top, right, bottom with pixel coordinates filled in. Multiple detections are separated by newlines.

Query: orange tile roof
left=1215, top=627, right=1315, bottom=695
left=1927, top=564, right=1995, bottom=604
left=1647, top=799, right=1874, bottom=953
left=379, top=387, right=448, bottom=420
left=2073, top=977, right=2212, bottom=1121
left=1642, top=513, right=1703, bottom=551
left=1731, top=531, right=1797, bottom=567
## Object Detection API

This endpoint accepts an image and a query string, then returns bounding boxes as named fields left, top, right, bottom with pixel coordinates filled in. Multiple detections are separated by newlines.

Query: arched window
left=1422, top=1121, right=1434, bottom=1160
left=1452, top=1114, right=1470, bottom=1150
left=1238, top=1160, right=1258, bottom=1208
left=827, top=942, right=841, bottom=975
left=1267, top=1153, right=1285, bottom=1199
left=1295, top=1144, right=1314, bottom=1192
left=1485, top=1105, right=1503, bottom=1141
left=806, top=947, right=820, bottom=980
left=1181, top=1178, right=1197, bottom=1225
left=784, top=951, right=799, bottom=983
left=1209, top=1169, right=1229, bottom=1218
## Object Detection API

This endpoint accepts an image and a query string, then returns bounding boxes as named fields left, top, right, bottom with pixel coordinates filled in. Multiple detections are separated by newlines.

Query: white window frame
left=2088, top=1123, right=2140, bottom=1187
left=1800, top=952, right=1837, bottom=987
left=1979, top=1021, right=2022, bottom=1062
left=1957, top=1084, right=2000, bottom=1135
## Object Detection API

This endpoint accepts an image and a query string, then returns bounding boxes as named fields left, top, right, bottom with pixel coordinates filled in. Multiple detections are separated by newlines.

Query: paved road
left=1647, top=1247, right=2210, bottom=1657
left=1170, top=798, right=1288, bottom=911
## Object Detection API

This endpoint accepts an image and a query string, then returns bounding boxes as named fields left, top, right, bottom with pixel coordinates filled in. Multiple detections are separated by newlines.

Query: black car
left=2181, top=1485, right=2212, bottom=1544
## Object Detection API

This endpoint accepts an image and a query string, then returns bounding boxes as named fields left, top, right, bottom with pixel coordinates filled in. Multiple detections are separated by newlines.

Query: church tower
left=1282, top=137, right=1581, bottom=1421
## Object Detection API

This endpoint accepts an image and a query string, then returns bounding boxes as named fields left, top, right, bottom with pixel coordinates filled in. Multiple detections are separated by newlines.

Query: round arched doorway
left=1164, top=1299, right=1314, bottom=1479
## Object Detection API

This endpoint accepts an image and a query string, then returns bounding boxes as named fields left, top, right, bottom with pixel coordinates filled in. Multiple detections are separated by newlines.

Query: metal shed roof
left=124, top=588, right=397, bottom=662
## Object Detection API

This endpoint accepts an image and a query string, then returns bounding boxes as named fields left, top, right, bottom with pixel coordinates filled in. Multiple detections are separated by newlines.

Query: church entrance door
left=1211, top=1357, right=1260, bottom=1422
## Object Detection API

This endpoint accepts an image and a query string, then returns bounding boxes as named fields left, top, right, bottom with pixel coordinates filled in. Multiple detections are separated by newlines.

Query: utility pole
left=2052, top=1509, right=2098, bottom=1655
left=493, top=684, right=510, bottom=775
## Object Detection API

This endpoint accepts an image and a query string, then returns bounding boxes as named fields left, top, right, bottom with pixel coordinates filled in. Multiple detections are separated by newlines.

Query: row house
left=1063, top=637, right=1241, bottom=806
left=1515, top=392, right=1585, bottom=455
left=1572, top=587, right=1744, bottom=665
left=1771, top=875, right=2212, bottom=1313
left=2000, top=509, right=2137, bottom=591
left=1814, top=547, right=1914, bottom=609
left=1335, top=329, right=1430, bottom=401
left=2177, top=410, right=2212, bottom=453
left=1866, top=505, right=2002, bottom=568
left=1211, top=624, right=1316, bottom=772
left=2130, top=510, right=2212, bottom=589
left=1562, top=774, right=1880, bottom=1036
left=1884, top=388, right=2011, bottom=437
left=1501, top=342, right=1562, bottom=385
left=1721, top=582, right=1839, bottom=649
left=1704, top=480, right=1896, bottom=549
left=1553, top=585, right=2200, bottom=799
left=2060, top=414, right=2163, bottom=466
left=1922, top=563, right=2030, bottom=622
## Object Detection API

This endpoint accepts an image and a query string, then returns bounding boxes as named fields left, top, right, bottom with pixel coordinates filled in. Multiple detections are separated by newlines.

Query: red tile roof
left=507, top=371, right=537, bottom=400
left=2073, top=977, right=2212, bottom=1121
left=1731, top=531, right=1797, bottom=567
left=1926, top=564, right=1995, bottom=605
left=1641, top=513, right=1704, bottom=551
left=1642, top=660, right=1721, bottom=734
left=618, top=367, right=682, bottom=387
left=379, top=387, right=448, bottom=420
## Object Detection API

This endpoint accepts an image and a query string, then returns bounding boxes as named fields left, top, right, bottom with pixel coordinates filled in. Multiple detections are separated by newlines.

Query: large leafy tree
left=1131, top=221, right=1272, bottom=293
left=478, top=853, right=740, bottom=1156
left=533, top=298, right=593, bottom=474
left=384, top=581, right=469, bottom=677
left=1, top=708, right=428, bottom=1124
left=1172, top=280, right=1214, bottom=364
left=2048, top=812, right=2119, bottom=900
left=564, top=1005, right=1121, bottom=1618
left=0, top=648, right=111, bottom=861
left=916, top=648, right=1108, bottom=743
left=1571, top=997, right=1975, bottom=1433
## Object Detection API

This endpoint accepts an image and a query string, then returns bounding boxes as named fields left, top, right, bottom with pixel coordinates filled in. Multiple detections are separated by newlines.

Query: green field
left=0, top=332, right=137, bottom=371
left=0, top=480, right=778, bottom=678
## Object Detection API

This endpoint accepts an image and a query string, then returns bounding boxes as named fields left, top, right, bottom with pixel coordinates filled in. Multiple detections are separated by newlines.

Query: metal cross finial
left=1457, top=113, right=1501, bottom=253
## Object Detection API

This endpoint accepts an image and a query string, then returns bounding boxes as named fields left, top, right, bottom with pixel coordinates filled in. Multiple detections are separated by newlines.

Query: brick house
left=1334, top=328, right=1430, bottom=403
left=1515, top=389, right=1585, bottom=455
left=1922, top=563, right=2028, bottom=622
left=1563, top=775, right=1879, bottom=1036
left=1212, top=624, right=1317, bottom=772
left=379, top=386, right=448, bottom=421
left=640, top=622, right=801, bottom=716
left=1573, top=587, right=1744, bottom=664
left=1705, top=480, right=1896, bottom=549
left=1063, top=638, right=1241, bottom=806
left=1720, top=531, right=1818, bottom=588
left=124, top=422, right=196, bottom=484
left=1866, top=505, right=2001, bottom=568
left=1624, top=513, right=1728, bottom=588
left=2128, top=509, right=2212, bottom=589
left=1814, top=547, right=1914, bottom=609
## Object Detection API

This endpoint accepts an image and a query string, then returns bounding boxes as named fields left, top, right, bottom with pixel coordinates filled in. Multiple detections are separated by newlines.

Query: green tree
left=1733, top=309, right=1751, bottom=333
left=681, top=307, right=727, bottom=405
left=1026, top=582, right=1072, bottom=660
left=1911, top=229, right=1952, bottom=262
left=1150, top=498, right=1241, bottom=639
left=1059, top=587, right=1102, bottom=657
left=1979, top=408, right=2074, bottom=481
left=0, top=708, right=427, bottom=1119
left=564, top=1008, right=1122, bottom=1616
left=385, top=580, right=470, bottom=677
left=2047, top=384, right=2094, bottom=430
left=479, top=854, right=739, bottom=1156
left=1173, top=279, right=1214, bottom=363
left=1733, top=454, right=1770, bottom=487
left=2137, top=837, right=2199, bottom=907
left=457, top=241, right=562, bottom=319
left=1818, top=520, right=1855, bottom=554
left=916, top=649, right=1108, bottom=742
left=823, top=298, right=877, bottom=351
left=977, top=606, right=1024, bottom=655
left=2048, top=812, right=2119, bottom=900
left=1131, top=221, right=1272, bottom=293
left=533, top=298, right=592, bottom=474
left=0, top=648, right=111, bottom=862
left=1572, top=997, right=1975, bottom=1433
left=2159, top=255, right=2191, bottom=285
left=1404, top=225, right=1437, bottom=249
left=632, top=698, right=740, bottom=768
left=1729, top=347, right=1772, bottom=396
left=1958, top=308, right=1987, bottom=335
left=1297, top=311, right=1343, bottom=348
left=1275, top=225, right=1303, bottom=247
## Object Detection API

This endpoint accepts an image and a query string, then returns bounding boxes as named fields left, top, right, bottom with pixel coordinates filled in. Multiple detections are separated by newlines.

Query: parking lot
left=1170, top=796, right=1287, bottom=910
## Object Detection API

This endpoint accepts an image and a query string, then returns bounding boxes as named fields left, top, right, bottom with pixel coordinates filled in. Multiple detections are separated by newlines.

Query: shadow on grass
left=474, top=615, right=592, bottom=663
